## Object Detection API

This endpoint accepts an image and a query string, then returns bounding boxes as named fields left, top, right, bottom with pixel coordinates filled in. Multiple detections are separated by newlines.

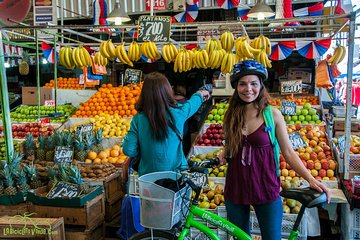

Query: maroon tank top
left=224, top=122, right=280, bottom=205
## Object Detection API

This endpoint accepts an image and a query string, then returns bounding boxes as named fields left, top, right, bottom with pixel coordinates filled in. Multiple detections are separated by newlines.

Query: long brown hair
left=223, top=81, right=271, bottom=157
left=136, top=72, right=177, bottom=140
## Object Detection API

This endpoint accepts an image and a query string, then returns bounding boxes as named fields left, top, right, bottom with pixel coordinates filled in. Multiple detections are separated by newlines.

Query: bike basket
left=138, top=171, right=192, bottom=230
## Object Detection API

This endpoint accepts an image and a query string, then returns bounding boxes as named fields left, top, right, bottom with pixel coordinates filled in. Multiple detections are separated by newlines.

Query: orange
left=85, top=159, right=92, bottom=163
left=112, top=145, right=121, bottom=151
left=98, top=151, right=107, bottom=159
left=104, top=149, right=111, bottom=157
left=88, top=151, right=97, bottom=160
left=110, top=149, right=119, bottom=157
left=93, top=158, right=101, bottom=163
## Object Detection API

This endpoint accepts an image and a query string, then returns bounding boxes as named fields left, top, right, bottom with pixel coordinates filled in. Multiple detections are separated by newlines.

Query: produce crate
left=29, top=194, right=105, bottom=230
left=27, top=185, right=103, bottom=207
left=341, top=202, right=360, bottom=240
left=105, top=196, right=122, bottom=222
left=0, top=202, right=30, bottom=217
left=65, top=223, right=104, bottom=240
left=0, top=191, right=26, bottom=205
left=0, top=216, right=65, bottom=240
left=342, top=180, right=360, bottom=210
left=332, top=106, right=357, bottom=118
left=84, top=171, right=124, bottom=203
left=250, top=211, right=307, bottom=240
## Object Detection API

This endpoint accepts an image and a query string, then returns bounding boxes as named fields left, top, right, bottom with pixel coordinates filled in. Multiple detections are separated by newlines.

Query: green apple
left=298, top=115, right=305, bottom=121
left=305, top=115, right=312, bottom=121
left=218, top=103, right=225, bottom=109
left=312, top=115, right=319, bottom=121
left=303, top=102, right=311, bottom=110
left=308, top=108, right=317, bottom=116
left=302, top=121, right=308, bottom=124
left=207, top=114, right=214, bottom=120
left=291, top=115, right=298, bottom=121
left=296, top=109, right=302, bottom=116
left=218, top=109, right=225, bottom=115
left=214, top=115, right=221, bottom=121
left=301, top=109, right=309, bottom=115
left=211, top=109, right=218, bottom=115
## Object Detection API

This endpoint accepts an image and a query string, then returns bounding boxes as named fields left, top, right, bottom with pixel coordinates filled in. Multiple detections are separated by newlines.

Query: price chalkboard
left=75, top=123, right=94, bottom=137
left=288, top=132, right=307, bottom=150
left=47, top=181, right=81, bottom=199
left=280, top=80, right=302, bottom=95
left=124, top=69, right=142, bottom=85
left=338, top=135, right=345, bottom=152
left=54, top=146, right=73, bottom=163
left=137, top=15, right=171, bottom=42
left=281, top=101, right=297, bottom=116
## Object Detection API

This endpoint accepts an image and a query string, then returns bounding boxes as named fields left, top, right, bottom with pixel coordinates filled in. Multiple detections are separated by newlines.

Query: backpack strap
left=263, top=105, right=281, bottom=177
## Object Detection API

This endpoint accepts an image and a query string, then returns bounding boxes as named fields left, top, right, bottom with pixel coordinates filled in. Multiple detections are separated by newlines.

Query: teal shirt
left=122, top=92, right=204, bottom=176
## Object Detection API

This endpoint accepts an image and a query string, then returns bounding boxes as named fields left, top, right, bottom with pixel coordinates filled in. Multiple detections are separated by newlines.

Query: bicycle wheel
left=129, top=230, right=177, bottom=240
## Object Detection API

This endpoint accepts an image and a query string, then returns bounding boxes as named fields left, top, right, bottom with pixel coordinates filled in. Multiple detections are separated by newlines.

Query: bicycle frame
left=177, top=204, right=300, bottom=240
left=177, top=205, right=252, bottom=240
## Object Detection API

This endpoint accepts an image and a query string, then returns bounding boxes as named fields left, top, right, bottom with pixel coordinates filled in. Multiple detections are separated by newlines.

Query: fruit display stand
left=0, top=216, right=65, bottom=240
left=83, top=171, right=125, bottom=222
left=189, top=123, right=224, bottom=156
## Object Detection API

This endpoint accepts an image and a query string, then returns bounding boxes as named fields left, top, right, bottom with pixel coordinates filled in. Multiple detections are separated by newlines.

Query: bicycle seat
left=280, top=187, right=327, bottom=208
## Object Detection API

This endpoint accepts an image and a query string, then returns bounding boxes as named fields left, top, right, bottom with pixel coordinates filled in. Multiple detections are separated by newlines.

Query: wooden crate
left=29, top=194, right=105, bottom=230
left=0, top=203, right=30, bottom=217
left=0, top=216, right=65, bottom=240
left=85, top=171, right=125, bottom=203
left=105, top=195, right=122, bottom=222
left=65, top=223, right=104, bottom=240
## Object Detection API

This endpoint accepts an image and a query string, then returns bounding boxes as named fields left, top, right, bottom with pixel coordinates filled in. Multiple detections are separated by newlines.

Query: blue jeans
left=225, top=197, right=283, bottom=240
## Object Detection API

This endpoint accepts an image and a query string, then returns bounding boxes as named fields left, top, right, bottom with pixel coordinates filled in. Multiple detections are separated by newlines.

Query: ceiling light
left=107, top=1, right=131, bottom=25
left=247, top=0, right=275, bottom=20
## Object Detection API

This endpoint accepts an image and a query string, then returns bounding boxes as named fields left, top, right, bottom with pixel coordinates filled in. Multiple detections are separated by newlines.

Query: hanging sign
left=54, top=146, right=73, bottom=163
left=33, top=0, right=57, bottom=39
left=137, top=15, right=171, bottom=42
left=145, top=0, right=167, bottom=10
left=47, top=181, right=81, bottom=199
left=288, top=132, right=307, bottom=150
left=75, top=123, right=94, bottom=137
left=124, top=69, right=142, bottom=85
left=281, top=101, right=297, bottom=116
left=280, top=80, right=302, bottom=95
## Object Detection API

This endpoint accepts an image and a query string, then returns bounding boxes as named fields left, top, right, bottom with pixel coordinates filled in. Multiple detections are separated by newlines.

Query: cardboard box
left=22, top=87, right=53, bottom=105
left=288, top=68, right=312, bottom=83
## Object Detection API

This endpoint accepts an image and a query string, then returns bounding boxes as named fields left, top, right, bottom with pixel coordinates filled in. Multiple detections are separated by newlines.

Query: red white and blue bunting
left=173, top=0, right=199, bottom=22
left=216, top=0, right=240, bottom=10
left=296, top=38, right=331, bottom=59
left=269, top=41, right=296, bottom=61
left=41, top=42, right=59, bottom=63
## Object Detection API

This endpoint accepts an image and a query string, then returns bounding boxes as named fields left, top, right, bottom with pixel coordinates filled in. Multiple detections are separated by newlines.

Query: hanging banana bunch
left=327, top=45, right=346, bottom=65
left=207, top=48, right=226, bottom=69
left=141, top=41, right=161, bottom=60
left=94, top=52, right=108, bottom=66
left=72, top=46, right=92, bottom=68
left=205, top=38, right=222, bottom=55
left=99, top=39, right=116, bottom=60
left=161, top=43, right=178, bottom=63
left=192, top=49, right=209, bottom=69
left=220, top=31, right=235, bottom=52
left=221, top=52, right=237, bottom=74
left=128, top=41, right=141, bottom=62
left=115, top=43, right=134, bottom=67
left=59, top=46, right=75, bottom=69
left=174, top=47, right=192, bottom=73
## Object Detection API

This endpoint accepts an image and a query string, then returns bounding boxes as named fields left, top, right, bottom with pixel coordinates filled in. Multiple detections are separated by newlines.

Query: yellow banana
left=221, top=32, right=228, bottom=51
left=170, top=44, right=178, bottom=62
left=205, top=39, right=213, bottom=54
left=202, top=50, right=209, bottom=69
left=100, top=41, right=110, bottom=59
left=264, top=36, right=271, bottom=56
left=208, top=50, right=217, bottom=68
left=161, top=44, right=170, bottom=63
left=63, top=47, right=73, bottom=69
left=59, top=47, right=67, bottom=67
left=245, top=40, right=262, bottom=55
left=185, top=51, right=191, bottom=71
left=106, top=40, right=116, bottom=59
left=81, top=47, right=92, bottom=66
left=328, top=46, right=342, bottom=65
left=72, top=48, right=80, bottom=68
left=221, top=52, right=229, bottom=73
left=192, top=51, right=200, bottom=69
left=337, top=46, right=346, bottom=64
left=129, top=41, right=141, bottom=61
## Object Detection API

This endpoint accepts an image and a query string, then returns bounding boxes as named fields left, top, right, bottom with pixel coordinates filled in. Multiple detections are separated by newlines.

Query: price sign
left=124, top=69, right=142, bottom=85
left=338, top=135, right=345, bottom=152
left=54, top=146, right=73, bottom=163
left=38, top=118, right=50, bottom=124
left=47, top=181, right=81, bottom=199
left=145, top=0, right=166, bottom=10
left=44, top=100, right=55, bottom=106
left=281, top=101, right=297, bottom=116
left=288, top=132, right=307, bottom=150
left=280, top=80, right=302, bottom=95
left=137, top=15, right=171, bottom=42
left=75, top=123, right=94, bottom=137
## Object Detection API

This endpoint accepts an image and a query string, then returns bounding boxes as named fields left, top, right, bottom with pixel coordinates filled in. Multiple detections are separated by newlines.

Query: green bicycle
left=130, top=159, right=327, bottom=240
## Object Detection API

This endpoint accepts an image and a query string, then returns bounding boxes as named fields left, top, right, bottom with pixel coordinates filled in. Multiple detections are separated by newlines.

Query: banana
left=162, top=44, right=170, bottom=63
left=208, top=50, right=217, bottom=68
left=221, top=32, right=234, bottom=52
left=80, top=47, right=91, bottom=67
left=63, top=47, right=72, bottom=69
left=59, top=47, right=67, bottom=67
left=120, top=43, right=134, bottom=67
left=177, top=50, right=184, bottom=72
left=106, top=40, right=116, bottom=59
left=263, top=36, right=272, bottom=56
left=184, top=50, right=191, bottom=71
left=205, top=39, right=214, bottom=54
left=192, top=51, right=200, bottom=69
left=337, top=46, right=346, bottom=64
left=202, top=50, right=209, bottom=69
left=221, top=52, right=229, bottom=73
left=245, top=40, right=262, bottom=55
left=141, top=42, right=150, bottom=59
left=170, top=44, right=178, bottom=61
left=328, top=46, right=343, bottom=65
left=100, top=41, right=110, bottom=59
left=71, top=47, right=80, bottom=68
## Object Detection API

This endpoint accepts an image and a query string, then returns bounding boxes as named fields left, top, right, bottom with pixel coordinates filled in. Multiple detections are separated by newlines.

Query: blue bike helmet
left=230, top=60, right=268, bottom=88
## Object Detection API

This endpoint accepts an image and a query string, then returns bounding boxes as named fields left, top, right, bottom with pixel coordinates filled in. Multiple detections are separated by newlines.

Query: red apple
left=310, top=152, right=318, bottom=161
left=321, top=160, right=329, bottom=170
left=328, top=160, right=337, bottom=170
left=307, top=160, right=315, bottom=170
left=280, top=161, right=287, bottom=170
left=319, top=169, right=327, bottom=178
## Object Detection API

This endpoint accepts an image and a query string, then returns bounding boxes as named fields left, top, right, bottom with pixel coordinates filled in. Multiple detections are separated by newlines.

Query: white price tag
left=44, top=100, right=55, bottom=106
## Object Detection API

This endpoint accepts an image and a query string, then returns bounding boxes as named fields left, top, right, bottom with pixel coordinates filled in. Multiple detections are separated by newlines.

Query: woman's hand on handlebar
left=308, top=178, right=331, bottom=204
left=198, top=90, right=210, bottom=101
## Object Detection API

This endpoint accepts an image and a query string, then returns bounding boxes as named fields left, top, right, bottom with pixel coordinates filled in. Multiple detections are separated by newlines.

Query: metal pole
left=0, top=31, right=14, bottom=158
left=343, top=12, right=356, bottom=179
left=54, top=35, right=58, bottom=113
left=35, top=30, right=41, bottom=120
left=61, top=0, right=64, bottom=44
left=150, top=0, right=154, bottom=16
